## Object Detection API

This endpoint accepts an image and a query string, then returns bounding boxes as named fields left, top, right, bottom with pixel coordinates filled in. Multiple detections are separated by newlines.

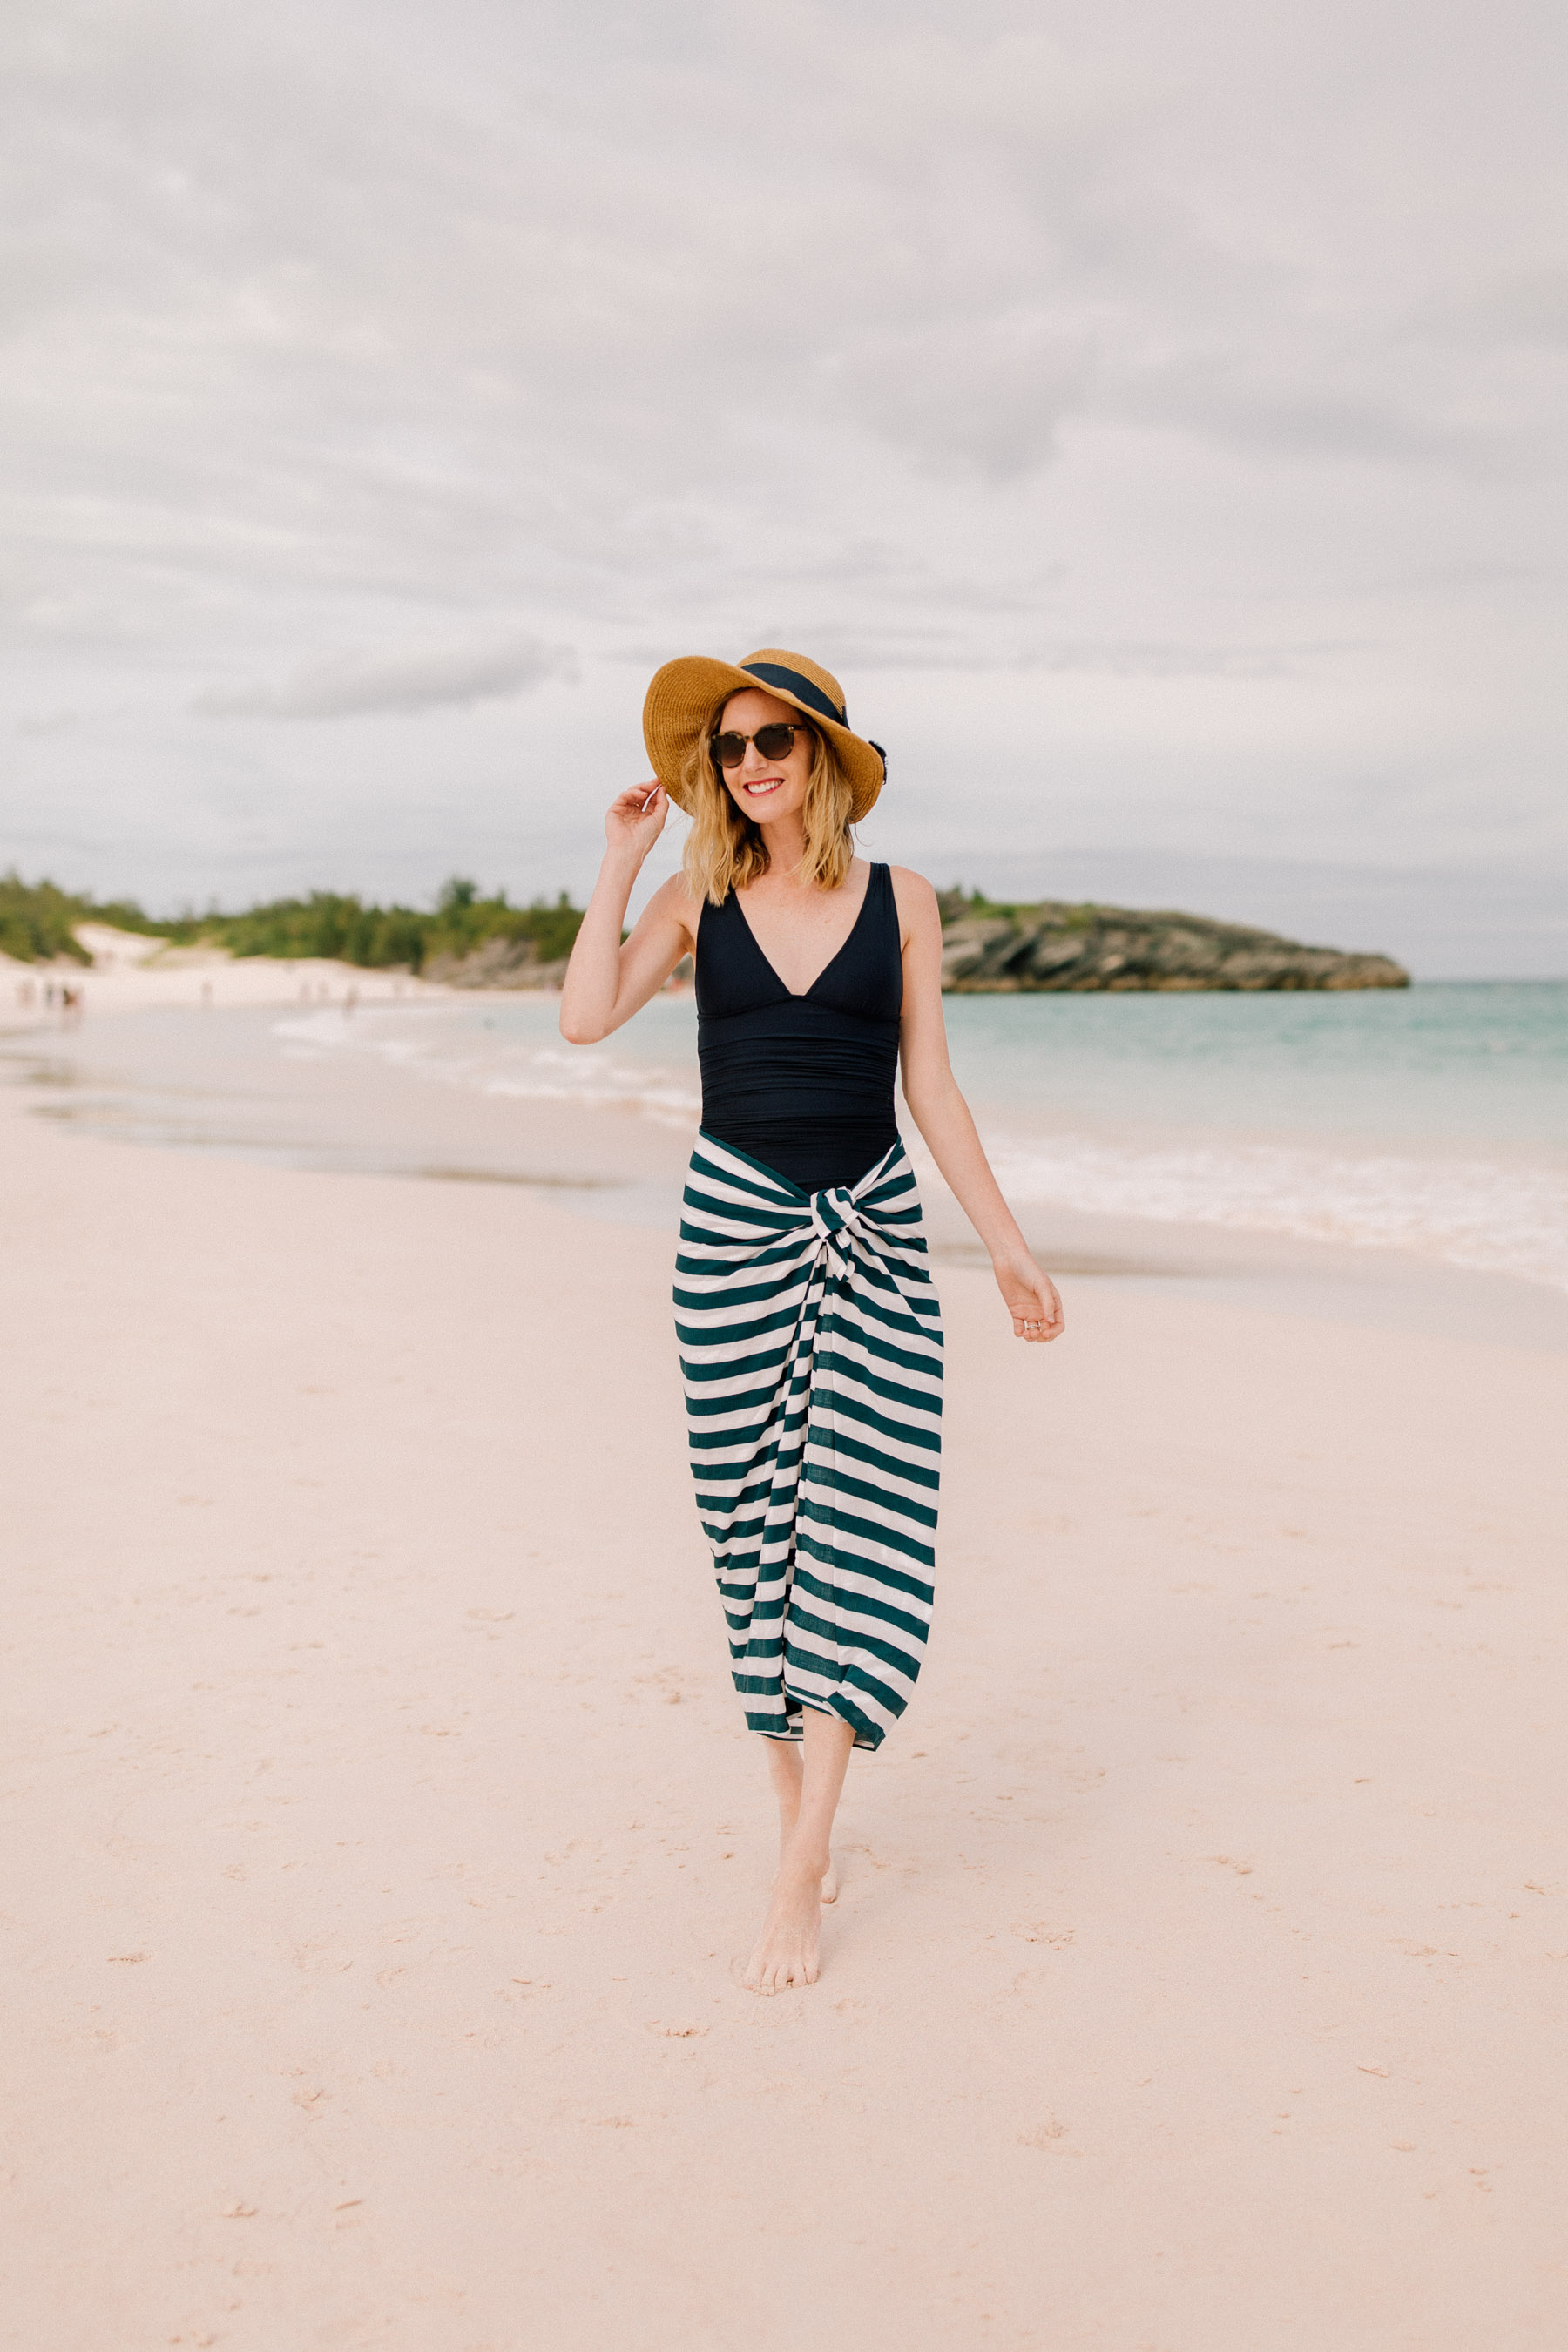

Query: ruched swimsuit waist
left=698, top=998, right=900, bottom=1196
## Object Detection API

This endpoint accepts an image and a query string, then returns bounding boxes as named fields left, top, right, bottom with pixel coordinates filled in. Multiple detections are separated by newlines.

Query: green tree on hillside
left=0, top=871, right=587, bottom=973
left=0, top=872, right=91, bottom=963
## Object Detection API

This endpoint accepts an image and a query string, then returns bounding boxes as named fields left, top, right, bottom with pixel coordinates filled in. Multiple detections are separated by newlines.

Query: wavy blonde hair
left=681, top=704, right=856, bottom=904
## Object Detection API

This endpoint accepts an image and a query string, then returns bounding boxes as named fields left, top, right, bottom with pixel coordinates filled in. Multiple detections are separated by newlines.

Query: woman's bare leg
left=745, top=1709, right=855, bottom=1993
left=764, top=1736, right=803, bottom=1851
left=763, top=1735, right=839, bottom=1900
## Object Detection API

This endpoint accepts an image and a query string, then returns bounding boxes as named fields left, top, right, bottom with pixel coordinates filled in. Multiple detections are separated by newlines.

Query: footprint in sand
left=1012, top=1921, right=1075, bottom=1947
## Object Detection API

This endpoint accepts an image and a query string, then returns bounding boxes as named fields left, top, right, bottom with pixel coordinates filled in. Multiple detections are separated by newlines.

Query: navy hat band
left=740, top=661, right=848, bottom=727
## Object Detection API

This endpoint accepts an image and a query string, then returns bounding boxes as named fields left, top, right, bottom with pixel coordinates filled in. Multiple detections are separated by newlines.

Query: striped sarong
left=674, top=1132, right=943, bottom=1752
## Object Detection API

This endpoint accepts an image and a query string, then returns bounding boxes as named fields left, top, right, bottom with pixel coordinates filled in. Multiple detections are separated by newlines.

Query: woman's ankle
left=778, top=1839, right=830, bottom=1885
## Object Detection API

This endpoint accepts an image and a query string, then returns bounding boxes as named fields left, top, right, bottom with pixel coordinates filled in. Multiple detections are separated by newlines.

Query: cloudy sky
left=3, top=0, right=1565, bottom=972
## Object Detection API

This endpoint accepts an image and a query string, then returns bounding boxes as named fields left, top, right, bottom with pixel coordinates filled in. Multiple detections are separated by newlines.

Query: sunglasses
left=710, top=722, right=814, bottom=769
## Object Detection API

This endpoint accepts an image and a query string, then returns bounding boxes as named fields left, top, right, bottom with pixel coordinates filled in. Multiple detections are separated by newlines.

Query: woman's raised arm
left=559, top=783, right=697, bottom=1043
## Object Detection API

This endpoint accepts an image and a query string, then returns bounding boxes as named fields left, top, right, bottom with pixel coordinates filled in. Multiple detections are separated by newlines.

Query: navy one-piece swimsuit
left=694, top=862, right=903, bottom=1195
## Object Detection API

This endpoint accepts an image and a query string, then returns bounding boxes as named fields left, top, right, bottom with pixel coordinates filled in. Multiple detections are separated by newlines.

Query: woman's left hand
left=993, top=1249, right=1065, bottom=1343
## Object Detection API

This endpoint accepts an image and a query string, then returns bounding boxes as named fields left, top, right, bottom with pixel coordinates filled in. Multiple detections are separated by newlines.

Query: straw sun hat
left=642, top=648, right=887, bottom=823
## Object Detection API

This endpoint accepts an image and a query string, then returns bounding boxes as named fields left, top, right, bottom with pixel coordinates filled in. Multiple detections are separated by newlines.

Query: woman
left=561, top=647, right=1064, bottom=1995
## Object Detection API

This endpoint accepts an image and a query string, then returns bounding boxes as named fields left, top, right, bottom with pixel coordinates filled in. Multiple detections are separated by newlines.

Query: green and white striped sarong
left=675, top=1132, right=943, bottom=1752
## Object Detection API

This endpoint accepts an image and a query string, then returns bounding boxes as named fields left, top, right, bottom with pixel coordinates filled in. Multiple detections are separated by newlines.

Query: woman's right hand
left=605, top=780, right=669, bottom=862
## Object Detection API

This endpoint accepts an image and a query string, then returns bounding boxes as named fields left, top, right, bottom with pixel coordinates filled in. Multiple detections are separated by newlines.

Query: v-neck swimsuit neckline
left=693, top=862, right=903, bottom=1196
left=730, top=870, right=875, bottom=1003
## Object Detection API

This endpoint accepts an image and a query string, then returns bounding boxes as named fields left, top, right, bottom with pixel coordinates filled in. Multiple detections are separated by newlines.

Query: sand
left=4, top=1010, right=1567, bottom=2350
left=3, top=927, right=448, bottom=1024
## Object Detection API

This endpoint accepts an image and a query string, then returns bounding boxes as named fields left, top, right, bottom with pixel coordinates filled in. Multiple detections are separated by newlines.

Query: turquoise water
left=269, top=980, right=1568, bottom=1145
left=941, top=983, right=1568, bottom=1146
left=935, top=986, right=1568, bottom=1291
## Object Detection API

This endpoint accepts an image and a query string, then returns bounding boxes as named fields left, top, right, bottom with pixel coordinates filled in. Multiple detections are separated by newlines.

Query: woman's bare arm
left=891, top=869, right=1064, bottom=1343
left=559, top=783, right=699, bottom=1043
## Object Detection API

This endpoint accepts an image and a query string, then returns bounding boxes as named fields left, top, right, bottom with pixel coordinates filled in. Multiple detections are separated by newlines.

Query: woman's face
left=713, top=688, right=816, bottom=826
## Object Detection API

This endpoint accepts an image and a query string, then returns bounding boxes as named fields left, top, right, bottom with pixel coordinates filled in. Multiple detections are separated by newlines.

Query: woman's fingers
left=1009, top=1274, right=1064, bottom=1342
left=994, top=1252, right=1064, bottom=1344
left=608, top=781, right=660, bottom=814
left=605, top=781, right=667, bottom=847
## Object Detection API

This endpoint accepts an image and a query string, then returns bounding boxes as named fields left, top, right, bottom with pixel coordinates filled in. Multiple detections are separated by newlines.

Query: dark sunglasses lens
left=754, top=725, right=799, bottom=759
left=711, top=733, right=746, bottom=767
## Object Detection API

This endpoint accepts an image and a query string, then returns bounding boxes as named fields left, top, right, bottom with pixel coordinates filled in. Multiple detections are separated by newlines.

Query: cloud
left=0, top=0, right=1564, bottom=956
left=190, top=634, right=576, bottom=720
left=823, top=316, right=1093, bottom=481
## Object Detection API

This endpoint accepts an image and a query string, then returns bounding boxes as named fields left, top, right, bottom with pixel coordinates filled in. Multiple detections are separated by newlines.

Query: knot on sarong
left=809, top=1186, right=869, bottom=1281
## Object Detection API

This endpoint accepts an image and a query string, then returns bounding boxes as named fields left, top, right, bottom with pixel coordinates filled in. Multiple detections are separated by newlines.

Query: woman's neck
left=754, top=811, right=809, bottom=882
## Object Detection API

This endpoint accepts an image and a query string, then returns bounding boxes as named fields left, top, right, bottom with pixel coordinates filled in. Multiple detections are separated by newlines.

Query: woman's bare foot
left=744, top=1853, right=828, bottom=1993
left=747, top=1711, right=855, bottom=1984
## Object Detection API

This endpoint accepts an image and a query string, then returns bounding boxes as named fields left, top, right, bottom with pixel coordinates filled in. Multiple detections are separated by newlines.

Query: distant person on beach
left=562, top=648, right=1064, bottom=1994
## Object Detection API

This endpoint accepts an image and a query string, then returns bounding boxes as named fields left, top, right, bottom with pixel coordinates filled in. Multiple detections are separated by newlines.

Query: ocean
left=13, top=981, right=1566, bottom=1311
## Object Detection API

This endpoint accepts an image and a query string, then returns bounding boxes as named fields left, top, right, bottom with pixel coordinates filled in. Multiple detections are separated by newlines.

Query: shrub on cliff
left=0, top=872, right=92, bottom=963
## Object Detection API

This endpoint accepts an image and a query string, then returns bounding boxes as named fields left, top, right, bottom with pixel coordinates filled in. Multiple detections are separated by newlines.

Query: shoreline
left=5, top=977, right=1567, bottom=1359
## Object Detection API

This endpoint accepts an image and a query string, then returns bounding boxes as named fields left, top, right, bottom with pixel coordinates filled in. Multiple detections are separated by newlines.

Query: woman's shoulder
left=644, top=868, right=706, bottom=940
left=885, top=865, right=940, bottom=922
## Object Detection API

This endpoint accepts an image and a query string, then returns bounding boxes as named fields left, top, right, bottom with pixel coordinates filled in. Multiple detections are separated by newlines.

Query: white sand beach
left=3, top=927, right=447, bottom=1018
left=5, top=999, right=1567, bottom=2350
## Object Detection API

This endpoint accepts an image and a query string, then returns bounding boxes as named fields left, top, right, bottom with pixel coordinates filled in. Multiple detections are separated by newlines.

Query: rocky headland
left=936, top=893, right=1409, bottom=992
left=25, top=868, right=1403, bottom=996
left=425, top=896, right=1410, bottom=992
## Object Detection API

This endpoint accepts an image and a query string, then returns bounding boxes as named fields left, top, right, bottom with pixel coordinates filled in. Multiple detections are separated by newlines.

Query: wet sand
left=4, top=986, right=1567, bottom=2349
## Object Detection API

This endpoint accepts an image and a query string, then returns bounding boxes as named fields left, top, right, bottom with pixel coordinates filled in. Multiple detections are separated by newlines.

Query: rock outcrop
left=423, top=897, right=1409, bottom=994
left=936, top=896, right=1409, bottom=992
left=422, top=938, right=571, bottom=990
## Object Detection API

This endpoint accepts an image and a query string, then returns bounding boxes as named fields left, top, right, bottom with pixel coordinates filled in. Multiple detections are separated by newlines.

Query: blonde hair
left=681, top=704, right=856, bottom=904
